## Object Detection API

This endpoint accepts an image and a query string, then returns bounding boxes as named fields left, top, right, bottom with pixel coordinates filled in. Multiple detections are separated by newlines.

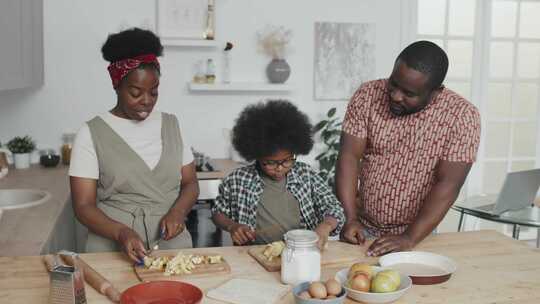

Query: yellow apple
left=370, top=270, right=400, bottom=293
left=348, top=263, right=374, bottom=280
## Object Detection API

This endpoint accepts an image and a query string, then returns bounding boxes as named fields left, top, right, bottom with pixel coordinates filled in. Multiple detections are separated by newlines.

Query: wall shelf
left=188, top=82, right=293, bottom=92
left=162, top=39, right=221, bottom=47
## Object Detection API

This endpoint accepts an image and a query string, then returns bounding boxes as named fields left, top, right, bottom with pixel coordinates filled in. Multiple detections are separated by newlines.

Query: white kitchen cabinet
left=0, top=0, right=43, bottom=91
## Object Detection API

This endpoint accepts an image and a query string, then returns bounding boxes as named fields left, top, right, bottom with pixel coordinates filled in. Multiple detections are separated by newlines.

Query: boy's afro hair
left=232, top=100, right=314, bottom=161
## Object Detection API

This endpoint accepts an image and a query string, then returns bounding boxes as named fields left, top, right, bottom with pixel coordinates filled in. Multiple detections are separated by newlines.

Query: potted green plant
left=6, top=135, right=36, bottom=169
left=313, top=108, right=342, bottom=190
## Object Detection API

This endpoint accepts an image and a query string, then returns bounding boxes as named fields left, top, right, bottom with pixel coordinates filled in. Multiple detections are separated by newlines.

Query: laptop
left=469, top=168, right=540, bottom=216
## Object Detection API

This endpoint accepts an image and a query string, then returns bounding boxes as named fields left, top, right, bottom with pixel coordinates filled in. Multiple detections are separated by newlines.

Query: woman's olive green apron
left=85, top=113, right=192, bottom=252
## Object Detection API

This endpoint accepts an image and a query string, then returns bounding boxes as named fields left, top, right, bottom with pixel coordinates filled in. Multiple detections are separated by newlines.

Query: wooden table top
left=1, top=230, right=539, bottom=303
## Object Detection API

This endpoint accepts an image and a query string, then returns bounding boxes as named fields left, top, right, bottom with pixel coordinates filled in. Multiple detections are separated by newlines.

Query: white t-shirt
left=69, top=111, right=194, bottom=179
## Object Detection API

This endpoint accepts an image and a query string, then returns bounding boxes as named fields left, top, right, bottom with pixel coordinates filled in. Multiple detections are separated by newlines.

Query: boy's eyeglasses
left=260, top=156, right=296, bottom=169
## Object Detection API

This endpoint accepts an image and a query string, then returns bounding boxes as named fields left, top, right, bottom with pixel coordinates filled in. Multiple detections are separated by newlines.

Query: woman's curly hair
left=232, top=100, right=314, bottom=161
left=101, top=27, right=163, bottom=62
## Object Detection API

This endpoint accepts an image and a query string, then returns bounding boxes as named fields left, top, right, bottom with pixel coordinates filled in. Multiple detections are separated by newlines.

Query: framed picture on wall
left=156, top=0, right=210, bottom=40
left=314, top=22, right=376, bottom=101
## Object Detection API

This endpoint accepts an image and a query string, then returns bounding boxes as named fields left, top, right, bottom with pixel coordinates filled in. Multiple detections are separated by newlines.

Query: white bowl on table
left=334, top=266, right=412, bottom=304
left=378, top=251, right=457, bottom=285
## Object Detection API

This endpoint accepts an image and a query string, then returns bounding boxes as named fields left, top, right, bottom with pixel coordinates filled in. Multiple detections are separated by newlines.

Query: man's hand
left=116, top=227, right=147, bottom=263
left=159, top=209, right=186, bottom=240
left=229, top=223, right=256, bottom=245
left=341, top=220, right=366, bottom=245
left=366, top=234, right=414, bottom=257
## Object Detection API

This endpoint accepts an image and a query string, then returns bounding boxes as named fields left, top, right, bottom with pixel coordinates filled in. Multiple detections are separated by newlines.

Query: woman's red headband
left=107, top=54, right=160, bottom=88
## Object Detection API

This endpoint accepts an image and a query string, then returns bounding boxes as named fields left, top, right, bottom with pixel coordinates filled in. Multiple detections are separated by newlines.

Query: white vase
left=223, top=51, right=231, bottom=83
left=13, top=153, right=31, bottom=169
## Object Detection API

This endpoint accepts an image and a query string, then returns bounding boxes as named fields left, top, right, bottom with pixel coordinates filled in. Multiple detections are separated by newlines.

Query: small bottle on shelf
left=203, top=0, right=215, bottom=40
left=193, top=60, right=206, bottom=84
left=206, top=58, right=216, bottom=84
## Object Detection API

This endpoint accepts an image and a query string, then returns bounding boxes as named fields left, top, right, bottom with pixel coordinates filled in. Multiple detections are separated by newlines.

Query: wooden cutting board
left=134, top=252, right=231, bottom=282
left=248, top=240, right=366, bottom=272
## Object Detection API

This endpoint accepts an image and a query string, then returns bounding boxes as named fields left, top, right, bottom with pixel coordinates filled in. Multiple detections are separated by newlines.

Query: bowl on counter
left=39, top=149, right=60, bottom=168
left=293, top=281, right=346, bottom=304
left=378, top=251, right=457, bottom=285
left=120, top=281, right=203, bottom=304
left=0, top=189, right=51, bottom=210
left=335, top=266, right=412, bottom=304
left=39, top=154, right=60, bottom=167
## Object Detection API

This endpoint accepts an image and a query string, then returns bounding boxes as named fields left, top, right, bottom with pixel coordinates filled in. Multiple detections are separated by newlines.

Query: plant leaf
left=313, top=120, right=328, bottom=132
left=327, top=108, right=337, bottom=117
left=322, top=131, right=331, bottom=142
left=315, top=152, right=326, bottom=160
left=330, top=130, right=341, bottom=137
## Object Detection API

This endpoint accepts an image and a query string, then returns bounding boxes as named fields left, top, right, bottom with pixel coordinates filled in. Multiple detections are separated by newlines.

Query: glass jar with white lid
left=281, top=229, right=321, bottom=285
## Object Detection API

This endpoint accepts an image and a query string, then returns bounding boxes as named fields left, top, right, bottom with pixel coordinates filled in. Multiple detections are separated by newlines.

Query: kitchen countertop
left=0, top=230, right=539, bottom=303
left=0, top=165, right=70, bottom=256
left=197, top=159, right=243, bottom=180
left=0, top=159, right=241, bottom=256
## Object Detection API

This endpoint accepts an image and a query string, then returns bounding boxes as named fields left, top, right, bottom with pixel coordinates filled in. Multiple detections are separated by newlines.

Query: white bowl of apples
left=334, top=263, right=412, bottom=304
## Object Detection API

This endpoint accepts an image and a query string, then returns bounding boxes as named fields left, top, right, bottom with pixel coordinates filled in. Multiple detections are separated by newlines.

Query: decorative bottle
left=204, top=0, right=215, bottom=40
left=206, top=58, right=216, bottom=84
left=223, top=42, right=233, bottom=83
left=61, top=133, right=75, bottom=165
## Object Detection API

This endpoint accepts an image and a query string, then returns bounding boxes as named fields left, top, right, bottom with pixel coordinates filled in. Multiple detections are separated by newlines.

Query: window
left=415, top=0, right=478, bottom=202
left=413, top=0, right=540, bottom=236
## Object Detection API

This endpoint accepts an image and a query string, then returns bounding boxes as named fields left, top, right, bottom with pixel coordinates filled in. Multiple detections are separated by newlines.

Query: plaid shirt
left=211, top=162, right=345, bottom=236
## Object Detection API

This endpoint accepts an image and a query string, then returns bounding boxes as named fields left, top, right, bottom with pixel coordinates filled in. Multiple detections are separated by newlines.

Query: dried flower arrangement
left=256, top=25, right=292, bottom=59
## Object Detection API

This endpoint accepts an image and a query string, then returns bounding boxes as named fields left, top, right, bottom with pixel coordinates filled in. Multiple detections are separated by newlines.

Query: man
left=336, top=40, right=480, bottom=256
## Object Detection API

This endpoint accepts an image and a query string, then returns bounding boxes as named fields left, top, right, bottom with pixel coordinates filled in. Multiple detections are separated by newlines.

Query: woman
left=70, top=28, right=198, bottom=263
left=211, top=100, right=345, bottom=249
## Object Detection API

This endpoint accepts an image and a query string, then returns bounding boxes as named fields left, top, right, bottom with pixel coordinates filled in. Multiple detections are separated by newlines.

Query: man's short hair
left=396, top=40, right=449, bottom=90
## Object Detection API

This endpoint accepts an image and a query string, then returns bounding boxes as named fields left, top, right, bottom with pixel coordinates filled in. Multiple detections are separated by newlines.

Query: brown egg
left=326, top=295, right=337, bottom=299
left=298, top=291, right=311, bottom=299
left=325, top=278, right=342, bottom=296
left=308, top=281, right=327, bottom=299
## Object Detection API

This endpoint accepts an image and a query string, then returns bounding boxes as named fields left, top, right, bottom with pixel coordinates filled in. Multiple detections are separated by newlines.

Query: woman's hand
left=159, top=209, right=186, bottom=240
left=116, top=227, right=147, bottom=263
left=228, top=223, right=256, bottom=245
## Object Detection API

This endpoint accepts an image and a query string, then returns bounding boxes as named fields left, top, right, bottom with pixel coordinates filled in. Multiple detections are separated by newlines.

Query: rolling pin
left=43, top=254, right=57, bottom=271
left=59, top=252, right=121, bottom=303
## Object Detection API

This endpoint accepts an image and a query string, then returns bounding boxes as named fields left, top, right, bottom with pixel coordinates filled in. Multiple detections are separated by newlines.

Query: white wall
left=0, top=0, right=406, bottom=163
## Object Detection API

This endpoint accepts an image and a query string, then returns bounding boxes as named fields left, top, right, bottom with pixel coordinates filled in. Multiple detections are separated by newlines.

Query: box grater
left=45, top=255, right=87, bottom=304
